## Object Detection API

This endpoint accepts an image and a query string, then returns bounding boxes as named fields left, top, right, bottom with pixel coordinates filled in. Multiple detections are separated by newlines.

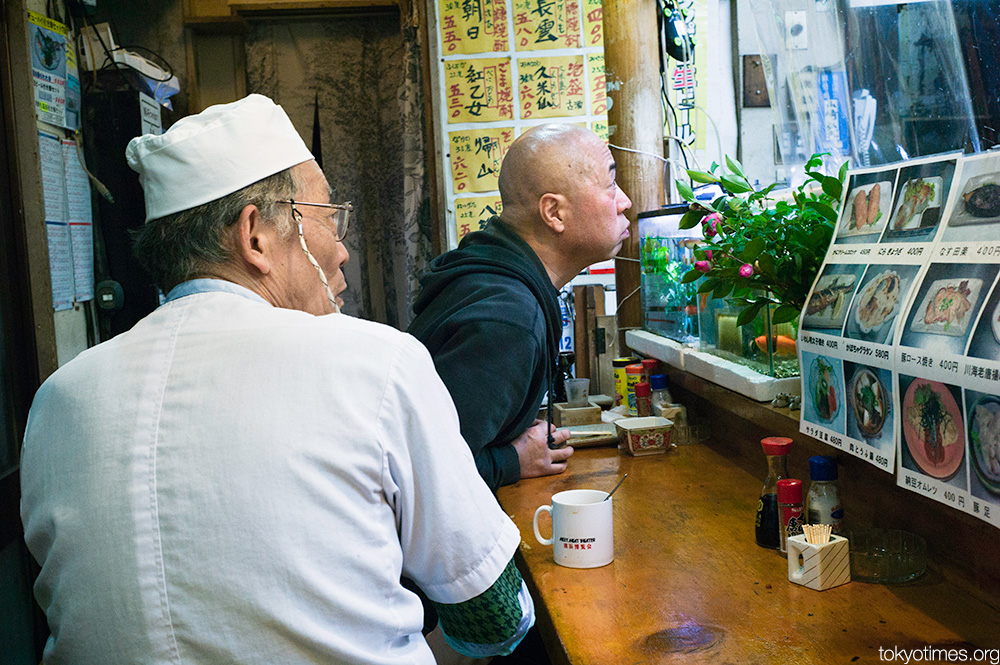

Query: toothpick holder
left=787, top=534, right=851, bottom=591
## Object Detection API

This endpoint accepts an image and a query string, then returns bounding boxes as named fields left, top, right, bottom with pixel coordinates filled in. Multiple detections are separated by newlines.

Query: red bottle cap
left=626, top=364, right=644, bottom=374
left=641, top=358, right=658, bottom=372
left=634, top=382, right=651, bottom=396
left=761, top=436, right=792, bottom=456
left=776, top=478, right=803, bottom=503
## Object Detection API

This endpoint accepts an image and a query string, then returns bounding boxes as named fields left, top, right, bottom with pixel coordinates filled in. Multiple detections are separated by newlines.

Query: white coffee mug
left=532, top=489, right=614, bottom=568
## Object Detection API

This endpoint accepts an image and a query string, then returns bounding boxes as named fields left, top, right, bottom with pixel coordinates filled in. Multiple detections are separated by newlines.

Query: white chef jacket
left=21, top=279, right=524, bottom=665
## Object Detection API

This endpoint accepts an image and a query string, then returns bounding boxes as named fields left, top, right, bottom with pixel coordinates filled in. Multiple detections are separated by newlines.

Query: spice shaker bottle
left=612, top=357, right=637, bottom=407
left=649, top=374, right=673, bottom=410
left=634, top=382, right=652, bottom=417
left=806, top=456, right=843, bottom=534
left=777, top=478, right=804, bottom=556
left=625, top=364, right=644, bottom=416
left=755, top=436, right=791, bottom=549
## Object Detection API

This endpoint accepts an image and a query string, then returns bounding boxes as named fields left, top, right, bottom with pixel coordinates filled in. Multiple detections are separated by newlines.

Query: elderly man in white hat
left=20, top=94, right=533, bottom=665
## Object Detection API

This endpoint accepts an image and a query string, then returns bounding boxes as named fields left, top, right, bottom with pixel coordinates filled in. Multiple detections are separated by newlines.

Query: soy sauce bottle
left=755, top=436, right=792, bottom=549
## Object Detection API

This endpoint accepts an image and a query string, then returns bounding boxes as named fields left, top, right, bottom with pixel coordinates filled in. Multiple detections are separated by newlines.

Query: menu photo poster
left=798, top=154, right=960, bottom=473
left=896, top=151, right=1000, bottom=527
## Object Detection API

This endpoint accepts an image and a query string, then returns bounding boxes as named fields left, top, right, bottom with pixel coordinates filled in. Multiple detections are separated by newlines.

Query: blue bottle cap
left=650, top=374, right=668, bottom=390
left=809, top=455, right=838, bottom=481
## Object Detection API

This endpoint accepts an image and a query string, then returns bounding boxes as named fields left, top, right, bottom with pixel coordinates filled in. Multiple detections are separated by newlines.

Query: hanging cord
left=73, top=131, right=114, bottom=203
left=292, top=206, right=340, bottom=314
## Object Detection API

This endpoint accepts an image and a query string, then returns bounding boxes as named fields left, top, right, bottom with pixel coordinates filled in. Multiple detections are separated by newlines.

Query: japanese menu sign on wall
left=431, top=0, right=608, bottom=245
left=798, top=151, right=1000, bottom=530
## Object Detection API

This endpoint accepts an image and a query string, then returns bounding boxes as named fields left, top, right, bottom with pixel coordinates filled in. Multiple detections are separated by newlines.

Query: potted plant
left=676, top=154, right=846, bottom=328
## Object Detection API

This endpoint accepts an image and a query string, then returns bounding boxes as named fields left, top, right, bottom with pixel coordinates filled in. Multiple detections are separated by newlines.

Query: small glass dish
left=847, top=528, right=927, bottom=584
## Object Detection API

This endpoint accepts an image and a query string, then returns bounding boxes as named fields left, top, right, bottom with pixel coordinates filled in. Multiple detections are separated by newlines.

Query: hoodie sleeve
left=428, top=317, right=546, bottom=491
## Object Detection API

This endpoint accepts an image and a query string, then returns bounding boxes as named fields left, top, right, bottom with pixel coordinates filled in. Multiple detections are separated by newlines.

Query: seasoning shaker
left=777, top=478, right=804, bottom=556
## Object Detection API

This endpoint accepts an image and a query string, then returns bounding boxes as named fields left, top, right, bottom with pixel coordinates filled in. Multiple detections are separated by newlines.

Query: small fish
left=755, top=334, right=797, bottom=356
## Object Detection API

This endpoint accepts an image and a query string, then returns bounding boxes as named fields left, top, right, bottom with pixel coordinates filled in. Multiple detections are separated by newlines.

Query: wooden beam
left=602, top=0, right=664, bottom=340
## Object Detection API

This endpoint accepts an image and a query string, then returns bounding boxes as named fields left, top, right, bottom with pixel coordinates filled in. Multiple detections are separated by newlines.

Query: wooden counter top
left=497, top=445, right=999, bottom=665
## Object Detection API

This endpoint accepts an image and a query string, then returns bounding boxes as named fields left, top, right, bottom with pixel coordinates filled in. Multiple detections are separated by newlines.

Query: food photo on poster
left=880, top=158, right=957, bottom=243
left=835, top=168, right=896, bottom=245
left=843, top=264, right=921, bottom=345
left=898, top=263, right=1000, bottom=356
left=802, top=350, right=847, bottom=435
left=844, top=361, right=895, bottom=450
left=802, top=264, right=867, bottom=334
left=966, top=388, right=1000, bottom=508
left=943, top=152, right=1000, bottom=242
left=965, top=278, right=1000, bottom=362
left=898, top=375, right=968, bottom=489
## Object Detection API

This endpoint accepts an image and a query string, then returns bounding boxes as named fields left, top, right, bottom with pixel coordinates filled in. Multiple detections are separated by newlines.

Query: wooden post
left=603, top=0, right=665, bottom=342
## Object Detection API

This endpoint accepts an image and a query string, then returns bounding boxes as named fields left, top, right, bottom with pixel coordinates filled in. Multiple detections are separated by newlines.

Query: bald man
left=408, top=124, right=633, bottom=491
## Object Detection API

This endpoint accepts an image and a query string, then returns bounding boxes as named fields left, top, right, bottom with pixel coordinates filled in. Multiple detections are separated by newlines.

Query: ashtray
left=847, top=528, right=927, bottom=584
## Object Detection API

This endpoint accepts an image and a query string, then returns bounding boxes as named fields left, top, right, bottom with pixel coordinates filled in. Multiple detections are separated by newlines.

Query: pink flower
left=704, top=250, right=714, bottom=261
left=739, top=263, right=754, bottom=278
left=695, top=260, right=711, bottom=273
left=702, top=213, right=721, bottom=238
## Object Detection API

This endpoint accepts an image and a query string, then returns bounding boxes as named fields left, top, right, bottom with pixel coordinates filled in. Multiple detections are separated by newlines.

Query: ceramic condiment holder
left=787, top=534, right=851, bottom=591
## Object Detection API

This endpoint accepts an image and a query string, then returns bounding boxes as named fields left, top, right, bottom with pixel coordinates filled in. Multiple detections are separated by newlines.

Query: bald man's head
left=498, top=124, right=608, bottom=227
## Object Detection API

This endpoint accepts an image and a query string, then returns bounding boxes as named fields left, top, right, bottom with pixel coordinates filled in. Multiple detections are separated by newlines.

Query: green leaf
left=688, top=169, right=720, bottom=184
left=713, top=281, right=733, bottom=300
left=757, top=253, right=775, bottom=274
left=771, top=304, right=801, bottom=325
left=676, top=180, right=695, bottom=201
left=678, top=209, right=704, bottom=229
left=838, top=160, right=849, bottom=183
left=720, top=174, right=752, bottom=193
left=737, top=301, right=765, bottom=327
left=805, top=201, right=838, bottom=222
left=697, top=277, right=719, bottom=294
left=725, top=155, right=746, bottom=179
left=741, top=236, right=766, bottom=263
left=681, top=269, right=702, bottom=284
left=820, top=175, right=842, bottom=201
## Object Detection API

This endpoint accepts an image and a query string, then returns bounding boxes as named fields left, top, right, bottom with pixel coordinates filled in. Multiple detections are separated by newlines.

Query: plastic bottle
left=777, top=478, right=804, bottom=556
left=625, top=364, right=644, bottom=416
left=613, top=357, right=638, bottom=408
left=806, top=456, right=844, bottom=534
left=649, top=374, right=673, bottom=410
left=754, top=436, right=791, bottom=549
left=634, top=382, right=652, bottom=417
left=641, top=358, right=659, bottom=384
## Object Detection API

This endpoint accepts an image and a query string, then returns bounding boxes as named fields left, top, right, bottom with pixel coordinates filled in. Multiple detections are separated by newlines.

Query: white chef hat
left=126, top=94, right=313, bottom=222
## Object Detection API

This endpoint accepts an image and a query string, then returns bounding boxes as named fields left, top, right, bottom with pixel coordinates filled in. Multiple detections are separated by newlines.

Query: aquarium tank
left=638, top=206, right=702, bottom=344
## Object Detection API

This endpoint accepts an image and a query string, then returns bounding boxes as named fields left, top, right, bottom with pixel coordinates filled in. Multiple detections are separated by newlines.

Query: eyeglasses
left=276, top=199, right=353, bottom=241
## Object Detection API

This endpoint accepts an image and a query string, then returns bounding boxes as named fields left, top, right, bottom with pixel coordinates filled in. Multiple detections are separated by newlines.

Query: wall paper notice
left=798, top=151, right=1000, bottom=531
left=455, top=196, right=503, bottom=242
left=512, top=0, right=580, bottom=51
left=581, top=0, right=603, bottom=47
left=431, top=0, right=605, bottom=248
left=449, top=127, right=515, bottom=193
left=587, top=53, right=607, bottom=116
left=63, top=139, right=94, bottom=301
left=438, top=0, right=509, bottom=54
left=517, top=55, right=585, bottom=119
left=444, top=58, right=513, bottom=123
left=39, top=131, right=74, bottom=310
left=29, top=10, right=70, bottom=129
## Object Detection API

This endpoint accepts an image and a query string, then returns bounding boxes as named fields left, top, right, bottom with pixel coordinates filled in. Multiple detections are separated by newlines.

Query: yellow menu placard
left=439, top=0, right=509, bottom=54
left=511, top=0, right=580, bottom=51
left=590, top=119, right=608, bottom=143
left=581, top=0, right=603, bottom=47
left=444, top=58, right=514, bottom=122
left=449, top=127, right=515, bottom=193
left=455, top=196, right=503, bottom=241
left=517, top=55, right=585, bottom=119
left=587, top=52, right=607, bottom=116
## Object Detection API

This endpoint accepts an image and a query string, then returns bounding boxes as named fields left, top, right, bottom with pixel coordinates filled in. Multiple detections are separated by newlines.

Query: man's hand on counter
left=514, top=420, right=573, bottom=480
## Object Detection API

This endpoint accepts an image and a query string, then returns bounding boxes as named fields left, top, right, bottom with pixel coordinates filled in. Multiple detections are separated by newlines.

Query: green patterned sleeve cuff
left=431, top=558, right=535, bottom=658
